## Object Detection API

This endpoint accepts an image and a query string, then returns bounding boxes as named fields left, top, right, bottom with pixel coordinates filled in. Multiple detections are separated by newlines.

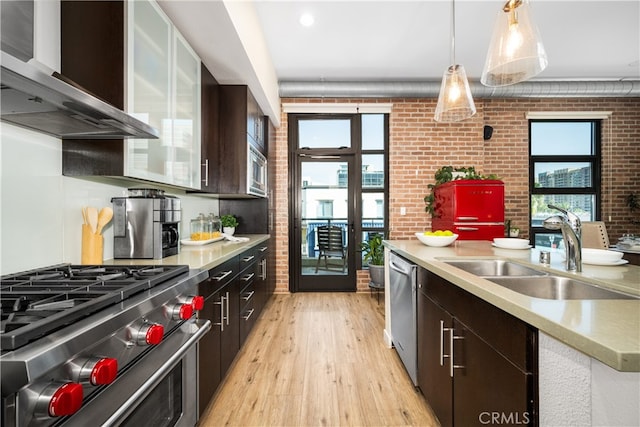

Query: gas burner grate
left=0, top=264, right=189, bottom=350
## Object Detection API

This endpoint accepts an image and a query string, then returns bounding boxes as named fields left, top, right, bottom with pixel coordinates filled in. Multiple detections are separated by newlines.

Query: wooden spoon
left=86, top=207, right=99, bottom=234
left=81, top=206, right=88, bottom=225
left=95, top=207, right=114, bottom=235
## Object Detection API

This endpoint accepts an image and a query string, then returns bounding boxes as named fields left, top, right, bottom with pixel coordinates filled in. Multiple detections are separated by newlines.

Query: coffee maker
left=111, top=189, right=181, bottom=259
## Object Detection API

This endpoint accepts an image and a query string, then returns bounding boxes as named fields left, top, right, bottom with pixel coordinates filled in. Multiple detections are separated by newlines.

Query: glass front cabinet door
left=126, top=0, right=201, bottom=189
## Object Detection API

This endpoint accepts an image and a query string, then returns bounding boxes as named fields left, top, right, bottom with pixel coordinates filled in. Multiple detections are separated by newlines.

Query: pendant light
left=481, top=0, right=548, bottom=87
left=434, top=0, right=476, bottom=123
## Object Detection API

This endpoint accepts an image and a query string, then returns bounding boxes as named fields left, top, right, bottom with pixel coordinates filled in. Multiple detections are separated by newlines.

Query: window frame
left=528, top=119, right=602, bottom=246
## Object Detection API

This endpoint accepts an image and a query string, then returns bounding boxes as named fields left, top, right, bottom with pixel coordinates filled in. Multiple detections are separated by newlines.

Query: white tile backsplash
left=1, top=123, right=218, bottom=274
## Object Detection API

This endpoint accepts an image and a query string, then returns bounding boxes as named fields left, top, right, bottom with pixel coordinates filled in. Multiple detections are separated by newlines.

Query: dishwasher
left=389, top=252, right=418, bottom=386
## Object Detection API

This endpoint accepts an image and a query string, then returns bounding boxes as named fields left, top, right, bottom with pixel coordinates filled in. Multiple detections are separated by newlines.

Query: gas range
left=1, top=263, right=209, bottom=427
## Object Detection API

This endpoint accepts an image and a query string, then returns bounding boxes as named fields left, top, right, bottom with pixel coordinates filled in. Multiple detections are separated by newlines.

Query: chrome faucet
left=543, top=204, right=582, bottom=272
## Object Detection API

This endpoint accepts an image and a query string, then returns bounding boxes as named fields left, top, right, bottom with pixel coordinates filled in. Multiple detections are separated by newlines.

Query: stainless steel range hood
left=1, top=51, right=159, bottom=139
left=0, top=0, right=157, bottom=140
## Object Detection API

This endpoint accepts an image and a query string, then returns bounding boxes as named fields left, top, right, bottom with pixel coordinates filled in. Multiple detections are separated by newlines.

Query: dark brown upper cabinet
left=61, top=0, right=202, bottom=190
left=212, top=85, right=267, bottom=198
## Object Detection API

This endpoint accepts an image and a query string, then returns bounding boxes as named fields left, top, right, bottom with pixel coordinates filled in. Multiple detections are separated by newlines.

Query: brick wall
left=271, top=97, right=640, bottom=293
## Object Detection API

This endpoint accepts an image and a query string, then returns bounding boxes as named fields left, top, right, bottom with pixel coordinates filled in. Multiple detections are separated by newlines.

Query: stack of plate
left=492, top=238, right=531, bottom=250
left=582, top=248, right=627, bottom=266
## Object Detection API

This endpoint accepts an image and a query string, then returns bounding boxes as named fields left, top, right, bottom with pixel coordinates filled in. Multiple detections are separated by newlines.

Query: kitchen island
left=384, top=239, right=640, bottom=426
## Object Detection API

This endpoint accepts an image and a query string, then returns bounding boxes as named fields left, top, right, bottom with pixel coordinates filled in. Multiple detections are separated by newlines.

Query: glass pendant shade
left=434, top=64, right=476, bottom=122
left=481, top=0, right=548, bottom=87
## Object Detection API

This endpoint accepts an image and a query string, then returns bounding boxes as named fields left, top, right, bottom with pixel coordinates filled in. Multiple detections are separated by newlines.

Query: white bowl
left=581, top=248, right=623, bottom=263
left=415, top=232, right=458, bottom=247
left=493, top=238, right=531, bottom=249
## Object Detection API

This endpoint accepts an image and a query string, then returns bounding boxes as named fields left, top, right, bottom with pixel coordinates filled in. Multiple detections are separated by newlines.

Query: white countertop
left=384, top=239, right=640, bottom=372
left=105, top=235, right=270, bottom=271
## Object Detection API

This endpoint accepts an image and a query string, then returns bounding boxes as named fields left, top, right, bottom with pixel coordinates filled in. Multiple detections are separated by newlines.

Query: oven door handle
left=103, top=319, right=211, bottom=426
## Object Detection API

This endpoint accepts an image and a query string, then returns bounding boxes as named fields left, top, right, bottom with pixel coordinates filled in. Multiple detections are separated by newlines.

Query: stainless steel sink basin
left=444, top=260, right=547, bottom=277
left=488, top=276, right=639, bottom=300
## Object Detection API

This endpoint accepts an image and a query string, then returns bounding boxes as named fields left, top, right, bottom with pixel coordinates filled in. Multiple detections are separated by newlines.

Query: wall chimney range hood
left=1, top=52, right=159, bottom=139
left=0, top=1, right=157, bottom=139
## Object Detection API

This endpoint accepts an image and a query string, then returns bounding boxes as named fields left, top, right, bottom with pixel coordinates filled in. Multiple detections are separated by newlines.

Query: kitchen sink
left=487, top=276, right=639, bottom=300
left=444, top=260, right=547, bottom=277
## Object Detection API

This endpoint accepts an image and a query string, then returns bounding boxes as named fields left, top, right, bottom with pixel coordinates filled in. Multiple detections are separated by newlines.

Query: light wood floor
left=198, top=292, right=439, bottom=427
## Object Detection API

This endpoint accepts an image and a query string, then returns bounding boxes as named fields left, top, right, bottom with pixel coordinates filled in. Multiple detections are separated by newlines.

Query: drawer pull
left=241, top=273, right=255, bottom=282
left=242, top=255, right=255, bottom=262
left=242, top=309, right=255, bottom=321
left=212, top=270, right=233, bottom=282
left=242, top=290, right=255, bottom=301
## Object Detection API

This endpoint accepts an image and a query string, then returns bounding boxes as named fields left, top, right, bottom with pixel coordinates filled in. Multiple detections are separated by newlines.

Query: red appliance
left=431, top=179, right=505, bottom=240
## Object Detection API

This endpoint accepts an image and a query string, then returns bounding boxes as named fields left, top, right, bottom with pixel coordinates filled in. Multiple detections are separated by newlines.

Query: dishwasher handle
left=389, top=259, right=415, bottom=276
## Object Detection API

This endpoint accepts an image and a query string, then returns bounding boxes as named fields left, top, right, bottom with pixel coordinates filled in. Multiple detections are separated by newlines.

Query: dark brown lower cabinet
left=417, top=268, right=537, bottom=427
left=198, top=240, right=272, bottom=416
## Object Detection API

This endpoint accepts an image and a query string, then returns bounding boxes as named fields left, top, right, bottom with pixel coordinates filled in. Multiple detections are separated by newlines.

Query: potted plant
left=221, top=214, right=239, bottom=235
left=424, top=166, right=499, bottom=217
left=360, top=233, right=385, bottom=288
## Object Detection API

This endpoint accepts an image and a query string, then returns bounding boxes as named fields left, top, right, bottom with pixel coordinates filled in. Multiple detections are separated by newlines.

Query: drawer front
left=207, top=257, right=239, bottom=292
left=239, top=248, right=258, bottom=273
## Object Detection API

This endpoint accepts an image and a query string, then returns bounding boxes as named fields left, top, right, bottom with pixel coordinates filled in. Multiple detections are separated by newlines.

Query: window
left=317, top=200, right=333, bottom=218
left=529, top=120, right=601, bottom=249
left=361, top=114, right=388, bottom=266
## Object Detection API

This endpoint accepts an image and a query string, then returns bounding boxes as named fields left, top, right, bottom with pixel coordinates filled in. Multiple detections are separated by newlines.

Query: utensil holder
left=81, top=224, right=103, bottom=264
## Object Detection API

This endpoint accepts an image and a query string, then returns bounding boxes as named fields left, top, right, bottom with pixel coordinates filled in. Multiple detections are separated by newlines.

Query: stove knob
left=169, top=303, right=194, bottom=320
left=70, top=357, right=118, bottom=386
left=88, top=357, right=118, bottom=385
left=191, top=295, right=205, bottom=311
left=134, top=323, right=164, bottom=346
left=34, top=382, right=83, bottom=418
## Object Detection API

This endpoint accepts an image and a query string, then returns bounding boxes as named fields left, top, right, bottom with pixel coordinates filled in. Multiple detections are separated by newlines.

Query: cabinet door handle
left=260, top=259, right=267, bottom=280
left=225, top=291, right=230, bottom=326
left=214, top=296, right=225, bottom=331
left=440, top=320, right=450, bottom=366
left=241, top=272, right=255, bottom=282
left=449, top=328, right=465, bottom=378
left=242, top=290, right=255, bottom=301
left=212, top=270, right=233, bottom=282
left=242, top=308, right=255, bottom=321
left=202, top=159, right=209, bottom=187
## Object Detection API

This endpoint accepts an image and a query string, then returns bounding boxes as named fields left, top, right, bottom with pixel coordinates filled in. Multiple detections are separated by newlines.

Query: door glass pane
left=301, top=161, right=348, bottom=276
left=299, top=119, right=351, bottom=149
left=362, top=192, right=384, bottom=225
left=531, top=122, right=594, bottom=155
left=531, top=194, right=595, bottom=227
left=534, top=162, right=592, bottom=188
left=362, top=155, right=384, bottom=188
left=362, top=114, right=384, bottom=150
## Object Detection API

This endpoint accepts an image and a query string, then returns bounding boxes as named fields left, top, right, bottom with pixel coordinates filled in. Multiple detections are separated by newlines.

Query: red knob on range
left=178, top=303, right=194, bottom=320
left=90, top=358, right=118, bottom=385
left=191, top=295, right=205, bottom=311
left=145, top=324, right=164, bottom=345
left=48, top=383, right=83, bottom=417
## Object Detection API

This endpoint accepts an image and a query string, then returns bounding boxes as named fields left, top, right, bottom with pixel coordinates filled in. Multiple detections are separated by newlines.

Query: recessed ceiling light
left=299, top=13, right=314, bottom=27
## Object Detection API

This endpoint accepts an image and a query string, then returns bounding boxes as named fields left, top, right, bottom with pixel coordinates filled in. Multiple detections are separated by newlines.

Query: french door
left=291, top=155, right=357, bottom=292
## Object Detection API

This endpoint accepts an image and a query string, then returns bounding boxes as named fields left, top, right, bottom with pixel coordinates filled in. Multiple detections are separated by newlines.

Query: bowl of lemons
left=415, top=230, right=459, bottom=247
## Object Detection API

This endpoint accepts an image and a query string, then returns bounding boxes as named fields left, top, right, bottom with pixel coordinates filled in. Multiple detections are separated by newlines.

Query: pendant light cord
left=450, top=0, right=456, bottom=65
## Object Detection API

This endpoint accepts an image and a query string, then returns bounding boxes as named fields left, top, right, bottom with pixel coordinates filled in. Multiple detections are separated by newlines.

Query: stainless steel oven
left=1, top=264, right=209, bottom=427
left=65, top=320, right=209, bottom=427
left=247, top=144, right=267, bottom=197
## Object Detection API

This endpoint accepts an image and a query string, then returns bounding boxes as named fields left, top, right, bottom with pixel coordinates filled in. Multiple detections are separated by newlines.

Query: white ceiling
left=159, top=0, right=640, bottom=122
